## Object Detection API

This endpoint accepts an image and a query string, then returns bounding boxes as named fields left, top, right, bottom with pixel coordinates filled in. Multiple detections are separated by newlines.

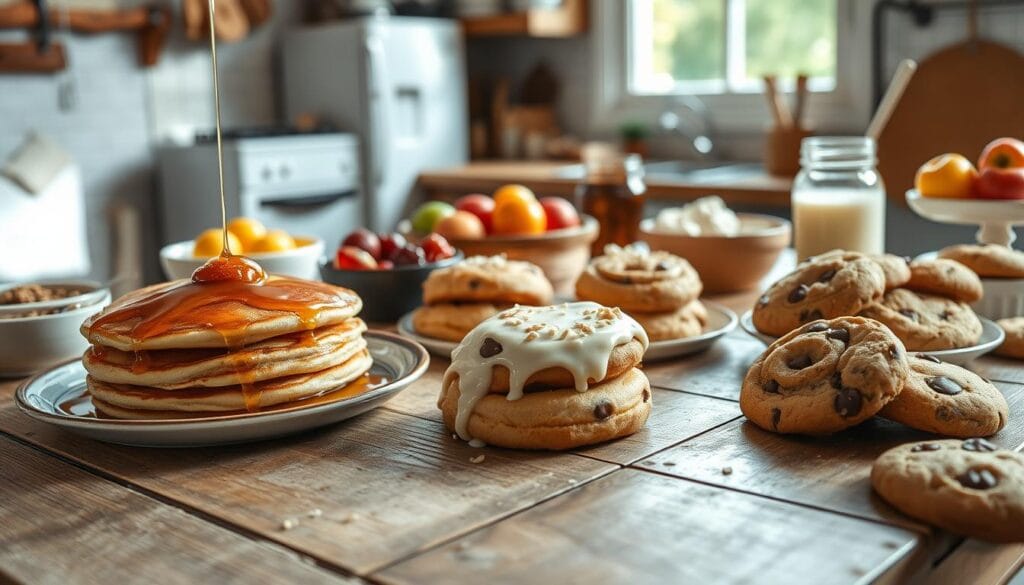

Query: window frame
left=591, top=0, right=874, bottom=137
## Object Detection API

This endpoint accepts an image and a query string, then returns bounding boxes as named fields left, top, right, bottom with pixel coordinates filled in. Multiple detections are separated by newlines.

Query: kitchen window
left=593, top=0, right=871, bottom=135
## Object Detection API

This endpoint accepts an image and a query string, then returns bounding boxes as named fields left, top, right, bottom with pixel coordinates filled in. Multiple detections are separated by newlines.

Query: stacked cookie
left=575, top=244, right=705, bottom=342
left=753, top=250, right=984, bottom=351
left=939, top=243, right=1024, bottom=279
left=413, top=255, right=553, bottom=342
left=438, top=302, right=651, bottom=450
left=740, top=316, right=1008, bottom=437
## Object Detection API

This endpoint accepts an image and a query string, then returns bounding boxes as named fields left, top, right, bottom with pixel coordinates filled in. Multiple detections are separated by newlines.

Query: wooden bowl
left=640, top=214, right=792, bottom=293
left=448, top=216, right=599, bottom=295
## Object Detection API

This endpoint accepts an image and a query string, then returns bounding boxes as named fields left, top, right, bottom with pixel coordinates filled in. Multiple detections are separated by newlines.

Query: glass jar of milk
left=792, top=137, right=885, bottom=260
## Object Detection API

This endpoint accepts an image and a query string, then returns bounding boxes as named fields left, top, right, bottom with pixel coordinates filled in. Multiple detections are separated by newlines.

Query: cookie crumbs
left=337, top=512, right=360, bottom=524
left=280, top=517, right=300, bottom=531
left=722, top=466, right=733, bottom=475
left=306, top=508, right=323, bottom=519
left=470, top=455, right=486, bottom=464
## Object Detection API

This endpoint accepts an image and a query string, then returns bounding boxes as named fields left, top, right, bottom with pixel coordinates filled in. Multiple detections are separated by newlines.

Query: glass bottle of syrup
left=576, top=147, right=647, bottom=255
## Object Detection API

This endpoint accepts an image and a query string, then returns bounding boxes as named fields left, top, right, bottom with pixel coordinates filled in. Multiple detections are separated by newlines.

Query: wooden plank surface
left=377, top=469, right=922, bottom=585
left=637, top=381, right=1024, bottom=529
left=0, top=401, right=613, bottom=576
left=0, top=438, right=356, bottom=585
left=644, top=331, right=764, bottom=401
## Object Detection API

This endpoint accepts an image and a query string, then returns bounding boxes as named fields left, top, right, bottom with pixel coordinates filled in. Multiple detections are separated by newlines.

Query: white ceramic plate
left=644, top=302, right=738, bottom=361
left=15, top=331, right=428, bottom=447
left=398, top=311, right=457, bottom=359
left=740, top=310, right=1004, bottom=366
left=399, top=303, right=738, bottom=362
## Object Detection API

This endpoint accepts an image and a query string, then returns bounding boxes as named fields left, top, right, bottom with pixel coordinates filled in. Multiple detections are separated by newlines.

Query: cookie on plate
left=575, top=244, right=701, bottom=313
left=630, top=300, right=707, bottom=342
left=905, top=258, right=983, bottom=303
left=859, top=289, right=982, bottom=351
left=740, top=316, right=909, bottom=435
left=879, top=353, right=1008, bottom=437
left=412, top=303, right=507, bottom=342
left=752, top=251, right=886, bottom=337
left=439, top=302, right=651, bottom=450
left=939, top=244, right=1024, bottom=278
left=807, top=250, right=910, bottom=290
left=872, top=439, right=1024, bottom=542
left=996, top=317, right=1024, bottom=360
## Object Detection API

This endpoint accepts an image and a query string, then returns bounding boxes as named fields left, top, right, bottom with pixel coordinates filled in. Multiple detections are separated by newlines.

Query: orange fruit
left=251, top=229, right=297, bottom=253
left=193, top=229, right=242, bottom=258
left=493, top=184, right=537, bottom=208
left=227, top=217, right=267, bottom=252
left=493, top=197, right=547, bottom=235
left=915, top=154, right=977, bottom=199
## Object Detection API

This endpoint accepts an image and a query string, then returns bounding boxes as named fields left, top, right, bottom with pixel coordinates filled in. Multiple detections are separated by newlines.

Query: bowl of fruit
left=908, top=137, right=1024, bottom=246
left=403, top=185, right=598, bottom=295
left=161, top=218, right=325, bottom=281
left=319, top=229, right=462, bottom=323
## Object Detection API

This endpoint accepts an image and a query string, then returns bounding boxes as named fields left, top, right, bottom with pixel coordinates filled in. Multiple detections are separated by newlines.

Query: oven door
left=250, top=189, right=361, bottom=252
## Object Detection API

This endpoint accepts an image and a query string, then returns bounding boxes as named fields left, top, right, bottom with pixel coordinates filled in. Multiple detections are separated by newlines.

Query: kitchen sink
left=555, top=160, right=764, bottom=184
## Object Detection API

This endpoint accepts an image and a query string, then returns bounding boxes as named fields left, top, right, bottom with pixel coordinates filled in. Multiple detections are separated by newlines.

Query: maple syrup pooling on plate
left=444, top=302, right=648, bottom=444
left=85, top=1, right=360, bottom=411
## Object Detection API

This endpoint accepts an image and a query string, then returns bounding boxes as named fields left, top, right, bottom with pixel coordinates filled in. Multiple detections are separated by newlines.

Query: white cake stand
left=906, top=189, right=1024, bottom=246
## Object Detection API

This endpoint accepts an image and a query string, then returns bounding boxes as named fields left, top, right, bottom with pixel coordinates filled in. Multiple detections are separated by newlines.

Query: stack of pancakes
left=80, top=278, right=372, bottom=419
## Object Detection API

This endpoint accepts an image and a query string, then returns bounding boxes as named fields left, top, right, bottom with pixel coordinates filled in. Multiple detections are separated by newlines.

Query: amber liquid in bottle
left=576, top=154, right=646, bottom=255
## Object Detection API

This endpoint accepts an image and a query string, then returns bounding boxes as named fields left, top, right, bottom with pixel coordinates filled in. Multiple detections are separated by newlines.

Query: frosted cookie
left=872, top=439, right=1024, bottom=542
left=859, top=289, right=982, bottom=351
left=740, top=316, right=908, bottom=435
left=630, top=300, right=707, bottom=342
left=939, top=244, right=1024, bottom=278
left=905, top=258, right=983, bottom=303
left=439, top=302, right=650, bottom=450
left=422, top=255, right=554, bottom=306
left=575, top=244, right=701, bottom=313
left=879, top=354, right=1008, bottom=438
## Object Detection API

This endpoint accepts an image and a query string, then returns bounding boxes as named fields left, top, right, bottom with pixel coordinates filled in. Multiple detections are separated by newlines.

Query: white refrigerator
left=282, top=17, right=468, bottom=232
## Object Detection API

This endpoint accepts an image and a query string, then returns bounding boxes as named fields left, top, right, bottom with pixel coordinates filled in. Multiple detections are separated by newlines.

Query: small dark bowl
left=318, top=251, right=464, bottom=323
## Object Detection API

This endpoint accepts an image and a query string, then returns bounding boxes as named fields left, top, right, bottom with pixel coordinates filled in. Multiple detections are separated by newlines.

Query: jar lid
left=801, top=136, right=876, bottom=169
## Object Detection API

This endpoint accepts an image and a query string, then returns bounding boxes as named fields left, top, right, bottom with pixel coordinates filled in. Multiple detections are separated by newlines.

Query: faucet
left=657, top=94, right=715, bottom=160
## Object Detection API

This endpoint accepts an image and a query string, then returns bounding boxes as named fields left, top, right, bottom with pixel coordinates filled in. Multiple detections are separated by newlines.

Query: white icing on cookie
left=442, top=301, right=648, bottom=442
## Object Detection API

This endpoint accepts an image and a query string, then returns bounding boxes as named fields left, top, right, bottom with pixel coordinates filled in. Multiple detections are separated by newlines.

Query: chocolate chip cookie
left=905, top=258, right=983, bottom=302
left=575, top=245, right=701, bottom=313
left=629, top=300, right=707, bottom=342
left=740, top=316, right=909, bottom=434
left=939, top=244, right=1024, bottom=278
left=422, top=255, right=554, bottom=306
left=872, top=439, right=1024, bottom=542
left=807, top=250, right=911, bottom=290
left=880, top=354, right=1008, bottom=437
left=752, top=252, right=886, bottom=337
left=859, top=289, right=982, bottom=351
left=995, top=317, right=1024, bottom=359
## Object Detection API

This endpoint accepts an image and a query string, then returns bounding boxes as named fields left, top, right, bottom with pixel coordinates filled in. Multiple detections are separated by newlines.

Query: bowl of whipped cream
left=640, top=196, right=791, bottom=293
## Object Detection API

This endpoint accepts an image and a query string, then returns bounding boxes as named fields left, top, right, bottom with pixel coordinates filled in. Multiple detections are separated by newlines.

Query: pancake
left=83, top=319, right=367, bottom=390
left=87, top=348, right=374, bottom=414
left=82, top=277, right=363, bottom=351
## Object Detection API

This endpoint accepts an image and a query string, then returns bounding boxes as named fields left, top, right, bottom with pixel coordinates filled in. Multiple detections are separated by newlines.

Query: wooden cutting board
left=878, top=39, right=1024, bottom=198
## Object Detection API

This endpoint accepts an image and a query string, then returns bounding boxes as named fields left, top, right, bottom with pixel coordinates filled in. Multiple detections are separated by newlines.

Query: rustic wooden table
left=2, top=288, right=1024, bottom=584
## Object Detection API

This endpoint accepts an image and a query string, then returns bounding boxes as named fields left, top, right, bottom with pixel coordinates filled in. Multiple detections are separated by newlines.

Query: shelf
left=461, top=0, right=587, bottom=38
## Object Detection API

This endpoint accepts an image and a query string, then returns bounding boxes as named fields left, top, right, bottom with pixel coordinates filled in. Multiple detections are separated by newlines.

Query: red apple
left=454, top=194, right=495, bottom=234
left=974, top=167, right=1024, bottom=200
left=341, top=228, right=381, bottom=260
left=540, top=197, right=581, bottom=230
left=979, top=138, right=1024, bottom=170
left=391, top=244, right=426, bottom=266
left=377, top=232, right=407, bottom=261
left=335, top=246, right=378, bottom=270
left=421, top=233, right=456, bottom=262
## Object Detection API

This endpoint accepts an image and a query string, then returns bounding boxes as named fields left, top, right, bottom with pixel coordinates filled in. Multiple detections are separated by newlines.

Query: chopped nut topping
left=524, top=331, right=539, bottom=342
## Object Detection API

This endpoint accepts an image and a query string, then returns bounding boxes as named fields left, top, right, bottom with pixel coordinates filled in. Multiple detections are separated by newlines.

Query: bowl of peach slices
left=160, top=217, right=324, bottom=280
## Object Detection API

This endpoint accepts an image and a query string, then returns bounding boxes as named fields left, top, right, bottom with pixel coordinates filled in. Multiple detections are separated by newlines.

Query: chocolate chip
left=962, top=438, right=998, bottom=452
left=468, top=279, right=481, bottom=290
left=917, top=353, right=942, bottom=364
left=830, top=372, right=843, bottom=389
left=655, top=261, right=670, bottom=271
left=898, top=308, right=918, bottom=321
left=939, top=310, right=953, bottom=321
left=758, top=294, right=770, bottom=307
left=771, top=408, right=782, bottom=430
left=593, top=402, right=614, bottom=420
left=479, top=337, right=503, bottom=358
left=826, top=328, right=850, bottom=343
left=958, top=468, right=999, bottom=490
left=787, top=355, right=813, bottom=370
left=889, top=345, right=900, bottom=360
left=764, top=379, right=780, bottom=394
left=788, top=284, right=809, bottom=303
left=911, top=443, right=942, bottom=452
left=806, top=322, right=829, bottom=333
left=834, top=388, right=863, bottom=418
left=642, top=390, right=650, bottom=402
left=926, top=376, right=963, bottom=396
left=818, top=268, right=837, bottom=283
left=799, top=309, right=823, bottom=323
